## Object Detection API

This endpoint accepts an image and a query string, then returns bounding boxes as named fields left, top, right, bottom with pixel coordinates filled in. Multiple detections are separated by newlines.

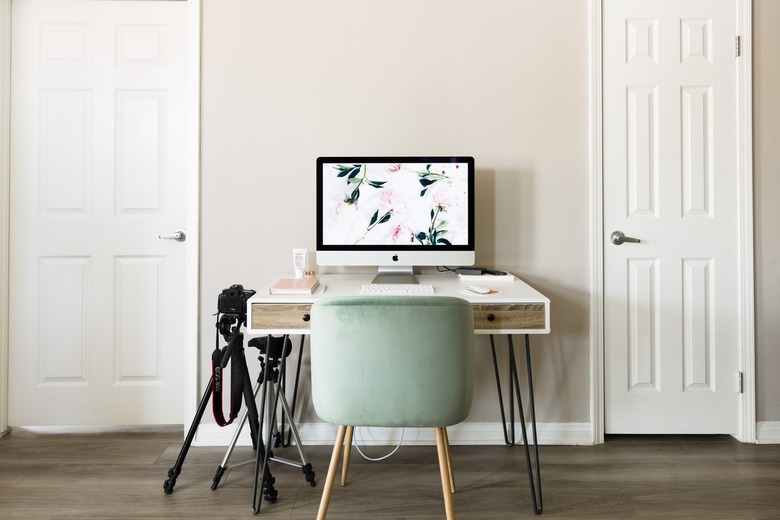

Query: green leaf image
left=344, top=186, right=360, bottom=205
left=335, top=164, right=361, bottom=178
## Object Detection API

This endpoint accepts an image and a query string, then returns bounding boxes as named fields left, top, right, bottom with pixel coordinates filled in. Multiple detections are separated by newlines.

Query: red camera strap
left=211, top=347, right=243, bottom=427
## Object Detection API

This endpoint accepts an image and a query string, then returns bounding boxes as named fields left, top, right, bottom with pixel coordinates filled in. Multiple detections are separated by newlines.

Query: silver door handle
left=611, top=231, right=640, bottom=245
left=159, top=228, right=186, bottom=242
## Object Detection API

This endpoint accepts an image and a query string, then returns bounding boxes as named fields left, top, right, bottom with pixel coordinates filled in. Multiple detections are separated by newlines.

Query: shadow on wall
left=521, top=280, right=590, bottom=424
left=474, top=167, right=535, bottom=270
left=471, top=167, right=589, bottom=424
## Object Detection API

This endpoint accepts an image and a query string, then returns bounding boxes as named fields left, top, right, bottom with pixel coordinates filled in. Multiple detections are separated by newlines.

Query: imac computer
left=316, top=156, right=475, bottom=284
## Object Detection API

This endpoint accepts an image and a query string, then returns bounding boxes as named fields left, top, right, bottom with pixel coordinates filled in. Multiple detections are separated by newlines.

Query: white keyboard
left=359, top=283, right=435, bottom=295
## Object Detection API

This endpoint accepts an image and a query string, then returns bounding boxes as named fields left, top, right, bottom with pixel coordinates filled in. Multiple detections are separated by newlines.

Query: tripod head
left=248, top=336, right=293, bottom=366
left=216, top=313, right=243, bottom=343
left=215, top=284, right=256, bottom=343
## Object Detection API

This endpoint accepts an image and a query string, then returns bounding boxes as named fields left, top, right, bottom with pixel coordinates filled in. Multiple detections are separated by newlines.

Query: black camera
left=217, top=284, right=257, bottom=316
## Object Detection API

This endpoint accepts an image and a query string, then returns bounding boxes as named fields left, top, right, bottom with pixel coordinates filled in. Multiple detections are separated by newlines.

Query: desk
left=248, top=273, right=549, bottom=335
left=247, top=272, right=549, bottom=514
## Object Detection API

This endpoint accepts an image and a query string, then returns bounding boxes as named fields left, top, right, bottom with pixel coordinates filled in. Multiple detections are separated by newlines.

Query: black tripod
left=211, top=334, right=316, bottom=514
left=162, top=324, right=279, bottom=503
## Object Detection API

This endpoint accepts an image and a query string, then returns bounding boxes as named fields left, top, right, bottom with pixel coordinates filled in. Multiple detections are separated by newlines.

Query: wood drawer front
left=472, top=304, right=546, bottom=330
left=251, top=304, right=312, bottom=330
left=252, top=302, right=546, bottom=332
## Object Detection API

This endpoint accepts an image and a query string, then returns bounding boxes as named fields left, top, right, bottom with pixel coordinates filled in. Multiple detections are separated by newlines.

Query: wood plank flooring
left=1, top=426, right=779, bottom=519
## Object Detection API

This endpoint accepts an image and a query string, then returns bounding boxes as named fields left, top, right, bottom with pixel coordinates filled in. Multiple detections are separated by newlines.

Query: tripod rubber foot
left=302, top=463, right=316, bottom=487
left=163, top=467, right=179, bottom=494
left=212, top=465, right=226, bottom=490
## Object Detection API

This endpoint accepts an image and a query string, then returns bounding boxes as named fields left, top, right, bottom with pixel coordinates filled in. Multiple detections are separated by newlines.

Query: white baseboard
left=756, top=421, right=780, bottom=444
left=192, top=421, right=594, bottom=447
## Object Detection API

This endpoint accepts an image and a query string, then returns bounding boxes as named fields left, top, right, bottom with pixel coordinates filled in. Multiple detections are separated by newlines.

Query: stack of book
left=268, top=277, right=320, bottom=295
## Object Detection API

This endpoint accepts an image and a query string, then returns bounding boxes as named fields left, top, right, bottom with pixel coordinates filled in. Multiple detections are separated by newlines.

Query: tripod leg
left=164, top=376, right=214, bottom=494
left=240, top=349, right=261, bottom=450
left=252, top=396, right=280, bottom=513
left=282, top=335, right=305, bottom=447
left=275, top=382, right=316, bottom=486
left=252, top=336, right=278, bottom=513
left=211, top=380, right=262, bottom=490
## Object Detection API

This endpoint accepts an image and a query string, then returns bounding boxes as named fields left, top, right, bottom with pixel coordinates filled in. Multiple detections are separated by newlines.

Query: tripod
left=163, top=325, right=279, bottom=504
left=211, top=334, right=316, bottom=514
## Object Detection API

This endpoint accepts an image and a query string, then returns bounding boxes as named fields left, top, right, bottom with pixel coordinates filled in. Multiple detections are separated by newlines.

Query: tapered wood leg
left=435, top=427, right=455, bottom=520
left=341, top=425, right=354, bottom=486
left=317, top=425, right=347, bottom=520
left=443, top=427, right=456, bottom=493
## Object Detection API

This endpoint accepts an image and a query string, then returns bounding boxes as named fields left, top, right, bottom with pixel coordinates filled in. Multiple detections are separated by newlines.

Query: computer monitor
left=316, top=156, right=475, bottom=283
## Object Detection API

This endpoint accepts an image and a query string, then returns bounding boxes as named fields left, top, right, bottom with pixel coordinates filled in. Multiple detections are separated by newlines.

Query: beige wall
left=753, top=0, right=780, bottom=424
left=200, top=0, right=779, bottom=432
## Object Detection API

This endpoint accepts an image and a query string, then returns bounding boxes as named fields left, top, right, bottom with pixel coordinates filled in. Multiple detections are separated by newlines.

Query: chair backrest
left=310, top=296, right=475, bottom=428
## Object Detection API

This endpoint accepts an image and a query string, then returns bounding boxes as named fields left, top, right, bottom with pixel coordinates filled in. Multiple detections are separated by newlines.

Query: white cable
left=353, top=426, right=405, bottom=461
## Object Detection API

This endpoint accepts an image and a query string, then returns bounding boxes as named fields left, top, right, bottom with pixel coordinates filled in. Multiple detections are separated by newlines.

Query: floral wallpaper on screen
left=321, top=162, right=469, bottom=246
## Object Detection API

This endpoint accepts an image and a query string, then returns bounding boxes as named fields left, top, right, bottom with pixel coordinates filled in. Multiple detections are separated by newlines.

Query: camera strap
left=211, top=333, right=244, bottom=427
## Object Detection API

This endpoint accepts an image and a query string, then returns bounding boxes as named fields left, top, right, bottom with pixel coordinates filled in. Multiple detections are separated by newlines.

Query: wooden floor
left=1, top=426, right=780, bottom=519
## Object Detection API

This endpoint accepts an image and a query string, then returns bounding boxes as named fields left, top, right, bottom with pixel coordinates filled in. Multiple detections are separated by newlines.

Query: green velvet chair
left=310, top=295, right=476, bottom=520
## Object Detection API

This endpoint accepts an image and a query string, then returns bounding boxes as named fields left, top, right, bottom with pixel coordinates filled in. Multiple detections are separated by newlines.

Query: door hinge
left=738, top=371, right=744, bottom=393
left=735, top=36, right=741, bottom=57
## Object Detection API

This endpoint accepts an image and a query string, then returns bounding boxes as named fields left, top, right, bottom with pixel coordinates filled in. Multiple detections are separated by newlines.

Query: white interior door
left=9, top=0, right=188, bottom=426
left=604, top=0, right=740, bottom=434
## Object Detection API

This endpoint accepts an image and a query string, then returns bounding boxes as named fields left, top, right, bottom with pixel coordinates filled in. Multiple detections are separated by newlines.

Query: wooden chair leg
left=341, top=425, right=354, bottom=486
left=443, top=427, right=456, bottom=494
left=435, top=427, right=456, bottom=520
left=317, top=425, right=347, bottom=520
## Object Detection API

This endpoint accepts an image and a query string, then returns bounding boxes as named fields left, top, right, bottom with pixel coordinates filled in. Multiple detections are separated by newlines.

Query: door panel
left=604, top=0, right=739, bottom=434
left=9, top=0, right=187, bottom=425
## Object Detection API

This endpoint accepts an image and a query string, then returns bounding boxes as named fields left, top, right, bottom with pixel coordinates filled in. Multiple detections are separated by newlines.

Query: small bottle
left=292, top=248, right=307, bottom=279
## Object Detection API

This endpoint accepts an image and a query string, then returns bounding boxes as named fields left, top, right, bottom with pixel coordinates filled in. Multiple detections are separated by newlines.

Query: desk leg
left=490, top=334, right=514, bottom=446
left=490, top=334, right=543, bottom=515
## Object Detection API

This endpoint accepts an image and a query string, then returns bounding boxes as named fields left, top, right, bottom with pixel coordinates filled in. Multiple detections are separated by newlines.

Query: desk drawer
left=472, top=304, right=546, bottom=330
left=251, top=304, right=312, bottom=330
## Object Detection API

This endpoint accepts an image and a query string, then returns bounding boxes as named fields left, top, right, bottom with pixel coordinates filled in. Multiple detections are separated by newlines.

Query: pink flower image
left=380, top=189, right=407, bottom=213
left=392, top=225, right=413, bottom=244
left=388, top=164, right=401, bottom=172
left=432, top=193, right=451, bottom=211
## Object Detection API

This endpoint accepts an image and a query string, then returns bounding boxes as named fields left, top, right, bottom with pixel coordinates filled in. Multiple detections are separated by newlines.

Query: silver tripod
left=211, top=335, right=315, bottom=503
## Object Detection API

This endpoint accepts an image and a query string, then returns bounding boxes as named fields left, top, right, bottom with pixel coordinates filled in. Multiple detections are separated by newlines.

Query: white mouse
left=466, top=285, right=491, bottom=294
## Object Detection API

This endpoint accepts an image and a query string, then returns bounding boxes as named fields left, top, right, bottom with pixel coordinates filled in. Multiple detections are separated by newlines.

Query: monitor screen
left=316, top=156, right=475, bottom=279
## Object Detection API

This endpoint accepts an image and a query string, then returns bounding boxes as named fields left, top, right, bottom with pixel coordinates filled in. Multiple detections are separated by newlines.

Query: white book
left=269, top=277, right=320, bottom=294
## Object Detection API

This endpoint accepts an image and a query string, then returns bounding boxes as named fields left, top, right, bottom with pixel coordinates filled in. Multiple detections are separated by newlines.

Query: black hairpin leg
left=490, top=334, right=515, bottom=446
left=490, top=334, right=543, bottom=515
